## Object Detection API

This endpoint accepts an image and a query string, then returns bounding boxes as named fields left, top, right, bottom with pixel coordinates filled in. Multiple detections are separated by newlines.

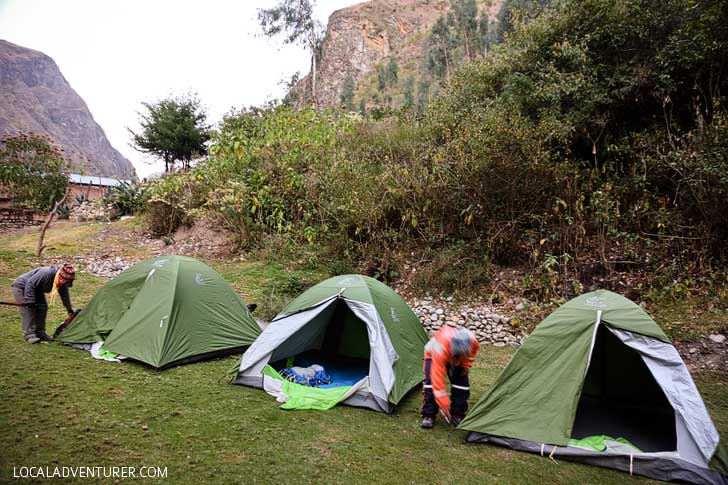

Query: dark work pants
left=12, top=287, right=48, bottom=339
left=421, top=358, right=470, bottom=418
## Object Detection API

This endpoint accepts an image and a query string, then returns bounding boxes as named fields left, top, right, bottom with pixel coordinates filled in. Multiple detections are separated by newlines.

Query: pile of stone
left=82, top=256, right=132, bottom=278
left=70, top=201, right=117, bottom=223
left=410, top=295, right=527, bottom=347
left=44, top=255, right=132, bottom=278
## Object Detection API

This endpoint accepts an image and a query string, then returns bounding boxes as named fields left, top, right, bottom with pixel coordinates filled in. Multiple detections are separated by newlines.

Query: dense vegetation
left=143, top=0, right=727, bottom=304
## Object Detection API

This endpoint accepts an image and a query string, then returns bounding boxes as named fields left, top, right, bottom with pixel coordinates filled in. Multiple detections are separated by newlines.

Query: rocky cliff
left=0, top=40, right=135, bottom=179
left=292, top=0, right=503, bottom=110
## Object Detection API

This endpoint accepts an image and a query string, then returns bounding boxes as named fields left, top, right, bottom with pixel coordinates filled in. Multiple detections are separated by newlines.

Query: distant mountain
left=0, top=39, right=135, bottom=179
left=290, top=0, right=504, bottom=111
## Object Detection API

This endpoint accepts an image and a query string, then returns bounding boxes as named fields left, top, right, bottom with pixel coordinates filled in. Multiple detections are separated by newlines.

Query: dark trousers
left=421, top=358, right=470, bottom=417
left=12, top=287, right=48, bottom=339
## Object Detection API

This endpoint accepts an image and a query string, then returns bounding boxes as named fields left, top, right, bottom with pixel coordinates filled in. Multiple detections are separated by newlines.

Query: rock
left=688, top=347, right=699, bottom=354
left=436, top=308, right=444, bottom=315
left=0, top=40, right=134, bottom=178
left=708, top=334, right=726, bottom=344
left=515, top=302, right=525, bottom=312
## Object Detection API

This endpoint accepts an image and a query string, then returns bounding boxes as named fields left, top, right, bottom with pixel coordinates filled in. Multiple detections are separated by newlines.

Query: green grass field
left=0, top=222, right=725, bottom=484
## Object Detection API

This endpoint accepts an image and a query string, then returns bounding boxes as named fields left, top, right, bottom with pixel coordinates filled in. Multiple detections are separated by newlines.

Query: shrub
left=104, top=181, right=146, bottom=216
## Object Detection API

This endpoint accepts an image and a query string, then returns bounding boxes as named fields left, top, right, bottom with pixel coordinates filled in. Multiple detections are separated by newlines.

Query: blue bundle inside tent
left=280, top=364, right=331, bottom=387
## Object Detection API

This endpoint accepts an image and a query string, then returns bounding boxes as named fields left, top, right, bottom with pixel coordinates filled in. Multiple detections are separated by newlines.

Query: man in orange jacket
left=421, top=324, right=480, bottom=428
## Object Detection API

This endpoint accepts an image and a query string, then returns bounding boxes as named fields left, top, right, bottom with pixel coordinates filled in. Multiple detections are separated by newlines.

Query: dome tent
left=460, top=290, right=727, bottom=485
left=232, top=274, right=428, bottom=412
left=57, top=255, right=261, bottom=368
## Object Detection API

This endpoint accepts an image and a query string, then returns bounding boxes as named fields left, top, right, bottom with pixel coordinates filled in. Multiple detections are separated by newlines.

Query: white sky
left=0, top=0, right=357, bottom=177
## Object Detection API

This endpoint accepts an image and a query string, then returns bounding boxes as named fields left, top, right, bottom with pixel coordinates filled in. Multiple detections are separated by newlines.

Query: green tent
left=58, top=255, right=261, bottom=368
left=460, top=290, right=727, bottom=485
left=233, top=274, right=428, bottom=412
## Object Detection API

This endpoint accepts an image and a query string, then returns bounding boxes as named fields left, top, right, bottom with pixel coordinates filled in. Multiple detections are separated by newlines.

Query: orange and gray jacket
left=424, top=325, right=480, bottom=411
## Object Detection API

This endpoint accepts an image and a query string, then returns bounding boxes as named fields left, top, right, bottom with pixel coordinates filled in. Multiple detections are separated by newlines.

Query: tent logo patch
left=153, top=259, right=168, bottom=268
left=390, top=307, right=400, bottom=323
left=195, top=273, right=205, bottom=285
left=585, top=296, right=607, bottom=308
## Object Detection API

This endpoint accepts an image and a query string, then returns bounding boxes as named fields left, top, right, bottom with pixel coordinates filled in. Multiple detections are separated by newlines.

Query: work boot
left=420, top=416, right=435, bottom=429
left=450, top=415, right=465, bottom=426
left=25, top=336, right=41, bottom=344
left=39, top=334, right=54, bottom=342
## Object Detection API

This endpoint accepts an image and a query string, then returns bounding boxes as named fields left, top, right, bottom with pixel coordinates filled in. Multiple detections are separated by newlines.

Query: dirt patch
left=675, top=334, right=728, bottom=373
left=144, top=219, right=238, bottom=260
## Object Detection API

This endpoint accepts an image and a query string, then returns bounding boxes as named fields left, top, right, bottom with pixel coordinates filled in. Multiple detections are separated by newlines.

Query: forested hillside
left=142, top=0, right=727, bottom=314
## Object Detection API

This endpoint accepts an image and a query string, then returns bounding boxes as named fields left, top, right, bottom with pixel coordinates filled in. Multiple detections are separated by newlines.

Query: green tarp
left=262, top=366, right=354, bottom=410
left=567, top=435, right=641, bottom=453
left=58, top=255, right=261, bottom=368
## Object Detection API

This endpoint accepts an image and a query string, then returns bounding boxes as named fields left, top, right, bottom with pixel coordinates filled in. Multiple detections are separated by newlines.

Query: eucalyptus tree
left=259, top=0, right=325, bottom=106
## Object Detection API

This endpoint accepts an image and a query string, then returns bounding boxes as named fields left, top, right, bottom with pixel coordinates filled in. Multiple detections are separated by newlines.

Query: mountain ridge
left=0, top=39, right=135, bottom=179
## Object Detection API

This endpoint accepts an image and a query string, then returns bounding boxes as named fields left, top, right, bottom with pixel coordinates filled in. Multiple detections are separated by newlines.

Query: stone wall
left=411, top=295, right=527, bottom=347
left=0, top=206, right=41, bottom=228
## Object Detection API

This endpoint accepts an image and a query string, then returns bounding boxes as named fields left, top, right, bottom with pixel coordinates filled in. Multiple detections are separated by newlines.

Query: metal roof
left=68, top=173, right=130, bottom=187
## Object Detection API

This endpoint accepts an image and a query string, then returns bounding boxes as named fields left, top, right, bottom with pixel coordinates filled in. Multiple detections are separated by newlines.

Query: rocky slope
left=292, top=0, right=503, bottom=109
left=0, top=40, right=135, bottom=179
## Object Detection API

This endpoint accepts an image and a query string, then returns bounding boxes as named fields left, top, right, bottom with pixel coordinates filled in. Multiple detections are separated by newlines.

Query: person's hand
left=68, top=308, right=74, bottom=315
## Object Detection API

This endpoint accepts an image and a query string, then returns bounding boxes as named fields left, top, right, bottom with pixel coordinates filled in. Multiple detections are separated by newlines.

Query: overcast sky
left=0, top=0, right=357, bottom=177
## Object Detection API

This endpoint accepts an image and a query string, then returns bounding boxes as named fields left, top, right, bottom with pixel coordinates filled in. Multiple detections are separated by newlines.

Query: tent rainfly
left=57, top=255, right=261, bottom=368
left=459, top=290, right=728, bottom=485
left=233, top=274, right=428, bottom=412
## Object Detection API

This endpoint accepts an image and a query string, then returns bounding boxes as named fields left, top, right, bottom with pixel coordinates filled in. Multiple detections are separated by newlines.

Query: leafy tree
left=129, top=94, right=210, bottom=173
left=340, top=73, right=356, bottom=110
left=377, top=65, right=387, bottom=91
left=494, top=0, right=552, bottom=43
left=386, top=58, right=399, bottom=85
left=451, top=0, right=479, bottom=60
left=416, top=78, right=430, bottom=114
left=0, top=133, right=69, bottom=211
left=259, top=0, right=324, bottom=106
left=403, top=76, right=415, bottom=109
left=281, top=71, right=302, bottom=106
left=427, top=17, right=454, bottom=78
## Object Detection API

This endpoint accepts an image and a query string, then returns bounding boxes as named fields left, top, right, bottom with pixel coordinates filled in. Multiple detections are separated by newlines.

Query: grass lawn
left=0, top=222, right=725, bottom=484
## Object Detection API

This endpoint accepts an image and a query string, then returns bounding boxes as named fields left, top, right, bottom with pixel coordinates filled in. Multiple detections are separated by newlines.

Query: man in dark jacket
left=11, top=264, right=75, bottom=343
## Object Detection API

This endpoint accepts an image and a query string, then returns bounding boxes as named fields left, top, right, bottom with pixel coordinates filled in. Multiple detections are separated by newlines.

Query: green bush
left=103, top=181, right=145, bottom=216
left=139, top=0, right=728, bottom=297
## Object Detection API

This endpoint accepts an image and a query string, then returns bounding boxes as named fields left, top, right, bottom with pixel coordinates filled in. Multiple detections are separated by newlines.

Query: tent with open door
left=232, top=274, right=428, bottom=412
left=459, top=290, right=727, bottom=485
left=56, top=255, right=261, bottom=368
